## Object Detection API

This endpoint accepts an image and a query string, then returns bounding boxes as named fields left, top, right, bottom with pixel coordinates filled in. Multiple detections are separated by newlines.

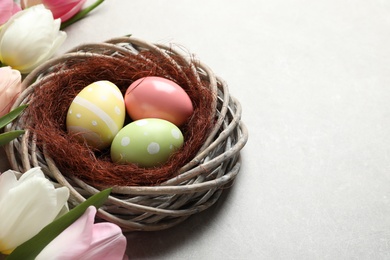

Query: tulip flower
left=43, top=0, right=87, bottom=22
left=0, top=0, right=21, bottom=25
left=0, top=67, right=22, bottom=117
left=0, top=167, right=69, bottom=255
left=21, top=0, right=105, bottom=29
left=0, top=4, right=67, bottom=74
left=36, top=206, right=127, bottom=260
left=21, top=0, right=87, bottom=22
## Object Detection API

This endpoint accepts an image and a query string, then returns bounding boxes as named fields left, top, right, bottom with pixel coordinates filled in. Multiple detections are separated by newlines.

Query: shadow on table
left=125, top=186, right=234, bottom=259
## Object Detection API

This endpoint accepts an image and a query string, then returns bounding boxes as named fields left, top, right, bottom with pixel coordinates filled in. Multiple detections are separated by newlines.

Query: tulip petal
left=0, top=78, right=21, bottom=116
left=0, top=0, right=12, bottom=18
left=43, top=0, right=87, bottom=22
left=18, top=166, right=45, bottom=180
left=18, top=168, right=70, bottom=215
left=0, top=170, right=18, bottom=199
left=0, top=0, right=18, bottom=25
left=0, top=168, right=69, bottom=254
left=56, top=0, right=87, bottom=22
left=0, top=7, right=52, bottom=66
left=9, top=189, right=112, bottom=260
left=80, top=222, right=127, bottom=259
left=36, top=207, right=95, bottom=259
left=26, top=27, right=67, bottom=70
left=11, top=2, right=21, bottom=15
left=36, top=206, right=127, bottom=260
left=0, top=7, right=54, bottom=66
left=0, top=68, right=22, bottom=106
left=0, top=5, right=67, bottom=74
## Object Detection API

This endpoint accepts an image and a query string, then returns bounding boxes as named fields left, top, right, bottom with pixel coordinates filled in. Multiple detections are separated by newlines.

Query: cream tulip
left=0, top=167, right=69, bottom=255
left=0, top=67, right=22, bottom=117
left=0, top=4, right=67, bottom=74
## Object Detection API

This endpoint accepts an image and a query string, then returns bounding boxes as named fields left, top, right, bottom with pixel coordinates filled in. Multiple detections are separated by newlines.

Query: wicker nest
left=4, top=37, right=248, bottom=231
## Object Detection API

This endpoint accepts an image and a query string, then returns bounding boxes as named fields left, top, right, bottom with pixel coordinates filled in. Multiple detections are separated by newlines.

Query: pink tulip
left=43, top=0, right=87, bottom=22
left=0, top=0, right=21, bottom=25
left=36, top=206, right=127, bottom=260
left=0, top=67, right=22, bottom=117
left=21, top=0, right=87, bottom=22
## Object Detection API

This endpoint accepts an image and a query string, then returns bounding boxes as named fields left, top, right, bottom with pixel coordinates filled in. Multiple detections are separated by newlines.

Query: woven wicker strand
left=4, top=37, right=248, bottom=231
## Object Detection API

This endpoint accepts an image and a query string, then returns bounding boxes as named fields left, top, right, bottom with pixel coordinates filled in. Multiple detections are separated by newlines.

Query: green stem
left=60, top=0, right=105, bottom=30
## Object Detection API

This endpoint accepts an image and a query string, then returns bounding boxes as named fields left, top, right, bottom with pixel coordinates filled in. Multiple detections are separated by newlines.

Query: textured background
left=2, top=0, right=390, bottom=258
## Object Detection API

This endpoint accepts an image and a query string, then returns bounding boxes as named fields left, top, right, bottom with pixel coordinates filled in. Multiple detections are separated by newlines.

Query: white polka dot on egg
left=147, top=142, right=160, bottom=154
left=136, top=120, right=148, bottom=126
left=171, top=128, right=181, bottom=139
left=114, top=106, right=121, bottom=115
left=121, top=136, right=130, bottom=146
left=76, top=113, right=81, bottom=118
left=92, top=120, right=97, bottom=126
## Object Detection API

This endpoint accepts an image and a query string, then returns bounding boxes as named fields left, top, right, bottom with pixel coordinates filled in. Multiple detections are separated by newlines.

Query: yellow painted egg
left=66, top=80, right=125, bottom=150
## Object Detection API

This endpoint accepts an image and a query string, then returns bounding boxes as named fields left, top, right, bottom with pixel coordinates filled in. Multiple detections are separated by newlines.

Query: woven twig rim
left=4, top=37, right=248, bottom=231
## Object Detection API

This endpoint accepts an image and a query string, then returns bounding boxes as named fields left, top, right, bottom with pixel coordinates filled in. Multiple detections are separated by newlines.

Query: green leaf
left=0, top=130, right=25, bottom=146
left=0, top=105, right=28, bottom=129
left=7, top=188, right=112, bottom=260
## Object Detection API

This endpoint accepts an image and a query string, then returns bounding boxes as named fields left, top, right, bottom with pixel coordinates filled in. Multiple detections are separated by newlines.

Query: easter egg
left=110, top=118, right=184, bottom=167
left=66, top=80, right=126, bottom=150
left=124, top=76, right=193, bottom=126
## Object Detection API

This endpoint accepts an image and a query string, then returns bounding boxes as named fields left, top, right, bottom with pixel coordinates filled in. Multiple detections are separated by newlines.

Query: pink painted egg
left=124, top=76, right=193, bottom=126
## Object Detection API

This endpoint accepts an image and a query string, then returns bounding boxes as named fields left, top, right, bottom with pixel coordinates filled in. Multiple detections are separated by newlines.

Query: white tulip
left=0, top=167, right=69, bottom=255
left=0, top=4, right=67, bottom=74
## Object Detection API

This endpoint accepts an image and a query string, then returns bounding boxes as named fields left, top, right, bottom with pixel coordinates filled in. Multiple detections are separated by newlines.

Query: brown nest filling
left=26, top=50, right=216, bottom=187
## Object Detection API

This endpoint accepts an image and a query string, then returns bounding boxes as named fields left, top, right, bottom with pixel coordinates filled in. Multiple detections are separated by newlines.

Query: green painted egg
left=110, top=118, right=184, bottom=167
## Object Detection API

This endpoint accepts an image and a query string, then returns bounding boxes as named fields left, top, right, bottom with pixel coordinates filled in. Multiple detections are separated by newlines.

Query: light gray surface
left=2, top=0, right=390, bottom=259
